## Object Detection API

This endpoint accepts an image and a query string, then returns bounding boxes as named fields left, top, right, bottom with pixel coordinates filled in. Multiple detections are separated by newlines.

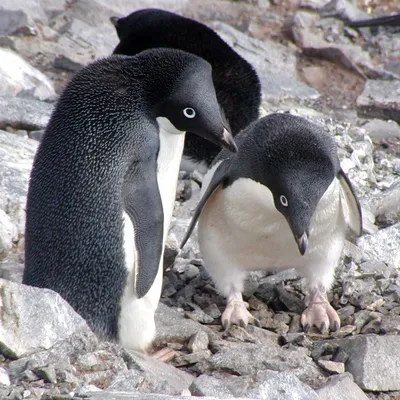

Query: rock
left=0, top=0, right=48, bottom=24
left=0, top=279, right=93, bottom=359
left=316, top=373, right=369, bottom=400
left=362, top=119, right=400, bottom=140
left=111, top=350, right=194, bottom=395
left=8, top=328, right=97, bottom=379
left=317, top=359, right=345, bottom=374
left=210, top=21, right=320, bottom=105
left=0, top=209, right=17, bottom=257
left=163, top=233, right=179, bottom=270
left=75, top=392, right=250, bottom=400
left=0, top=48, right=55, bottom=101
left=0, top=130, right=39, bottom=237
left=188, top=331, right=209, bottom=353
left=319, top=0, right=368, bottom=21
left=366, top=181, right=400, bottom=227
left=154, top=303, right=212, bottom=346
left=357, top=80, right=400, bottom=124
left=0, top=366, right=10, bottom=386
left=334, top=335, right=400, bottom=390
left=199, top=343, right=324, bottom=387
left=0, top=9, right=30, bottom=36
left=246, top=371, right=319, bottom=399
left=291, top=11, right=392, bottom=79
left=190, top=375, right=234, bottom=398
left=357, top=223, right=400, bottom=269
left=0, top=96, right=53, bottom=131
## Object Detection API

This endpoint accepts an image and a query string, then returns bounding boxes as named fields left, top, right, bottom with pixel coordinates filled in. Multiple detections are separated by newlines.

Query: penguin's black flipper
left=123, top=161, right=164, bottom=299
left=347, top=13, right=400, bottom=28
left=181, top=159, right=231, bottom=249
left=337, top=169, right=363, bottom=237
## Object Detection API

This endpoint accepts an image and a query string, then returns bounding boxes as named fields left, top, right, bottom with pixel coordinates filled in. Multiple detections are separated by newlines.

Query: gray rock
left=317, top=359, right=345, bottom=374
left=0, top=9, right=29, bottom=36
left=319, top=0, right=368, bottom=20
left=0, top=209, right=17, bottom=257
left=316, top=373, right=369, bottom=400
left=0, top=48, right=55, bottom=100
left=190, top=375, right=234, bottom=397
left=0, top=366, right=10, bottom=386
left=366, top=180, right=400, bottom=226
left=357, top=223, right=400, bottom=269
left=200, top=343, right=324, bottom=387
left=188, top=331, right=209, bottom=353
left=8, top=328, right=97, bottom=379
left=0, top=96, right=53, bottom=130
left=0, top=130, right=38, bottom=237
left=357, top=80, right=400, bottom=124
left=291, top=11, right=391, bottom=79
left=163, top=233, right=179, bottom=270
left=246, top=371, right=319, bottom=399
left=362, top=119, right=400, bottom=140
left=78, top=391, right=252, bottom=400
left=334, top=335, right=400, bottom=390
left=210, top=21, right=320, bottom=105
left=154, top=303, right=212, bottom=346
left=113, top=350, right=194, bottom=395
left=0, top=278, right=92, bottom=359
left=0, top=0, right=47, bottom=24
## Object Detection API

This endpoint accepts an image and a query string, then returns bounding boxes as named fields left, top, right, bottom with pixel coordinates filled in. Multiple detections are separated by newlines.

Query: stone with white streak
left=0, top=48, right=55, bottom=101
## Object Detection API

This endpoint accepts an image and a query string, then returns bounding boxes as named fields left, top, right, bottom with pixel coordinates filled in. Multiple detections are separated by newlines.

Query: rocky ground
left=1, top=0, right=400, bottom=399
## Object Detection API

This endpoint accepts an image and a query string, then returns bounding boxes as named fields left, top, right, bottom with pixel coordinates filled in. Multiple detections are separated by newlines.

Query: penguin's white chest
left=198, top=176, right=345, bottom=271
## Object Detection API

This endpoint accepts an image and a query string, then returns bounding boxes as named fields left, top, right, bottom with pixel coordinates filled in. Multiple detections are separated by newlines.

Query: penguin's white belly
left=198, top=177, right=346, bottom=279
left=118, top=118, right=185, bottom=351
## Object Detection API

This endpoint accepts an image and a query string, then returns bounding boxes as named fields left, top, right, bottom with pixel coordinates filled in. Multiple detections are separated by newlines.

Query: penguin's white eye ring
left=280, top=195, right=288, bottom=207
left=183, top=107, right=196, bottom=119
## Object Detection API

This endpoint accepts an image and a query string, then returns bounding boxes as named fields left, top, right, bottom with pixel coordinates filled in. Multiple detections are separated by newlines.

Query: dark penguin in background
left=182, top=113, right=362, bottom=333
left=347, top=13, right=400, bottom=28
left=23, top=49, right=237, bottom=351
left=110, top=8, right=262, bottom=171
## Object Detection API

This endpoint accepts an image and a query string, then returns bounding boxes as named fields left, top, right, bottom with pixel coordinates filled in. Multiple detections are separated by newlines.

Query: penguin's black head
left=157, top=57, right=237, bottom=153
left=237, top=114, right=340, bottom=255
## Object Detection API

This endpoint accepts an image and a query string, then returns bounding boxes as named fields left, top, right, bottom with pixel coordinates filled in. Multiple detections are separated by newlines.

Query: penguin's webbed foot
left=222, top=299, right=261, bottom=331
left=301, top=288, right=340, bottom=334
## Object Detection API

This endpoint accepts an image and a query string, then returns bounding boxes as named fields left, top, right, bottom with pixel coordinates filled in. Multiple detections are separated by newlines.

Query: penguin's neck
left=156, top=117, right=186, bottom=238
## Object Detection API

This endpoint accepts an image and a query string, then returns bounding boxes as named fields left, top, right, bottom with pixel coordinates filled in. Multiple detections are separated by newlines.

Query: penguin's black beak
left=295, top=232, right=308, bottom=255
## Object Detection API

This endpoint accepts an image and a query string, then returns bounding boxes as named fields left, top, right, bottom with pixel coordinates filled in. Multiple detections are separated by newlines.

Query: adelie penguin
left=23, top=49, right=237, bottom=351
left=182, top=113, right=362, bottom=333
left=110, top=8, right=261, bottom=171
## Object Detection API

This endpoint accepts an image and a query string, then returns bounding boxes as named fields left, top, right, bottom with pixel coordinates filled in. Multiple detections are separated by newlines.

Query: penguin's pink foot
left=222, top=291, right=261, bottom=331
left=301, top=288, right=340, bottom=334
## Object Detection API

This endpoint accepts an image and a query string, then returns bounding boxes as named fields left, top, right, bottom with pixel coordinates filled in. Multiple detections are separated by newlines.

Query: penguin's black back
left=113, top=8, right=261, bottom=166
left=23, top=50, right=214, bottom=340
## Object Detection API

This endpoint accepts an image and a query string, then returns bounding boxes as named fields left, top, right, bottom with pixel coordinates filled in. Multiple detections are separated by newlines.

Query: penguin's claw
left=301, top=290, right=341, bottom=334
left=221, top=300, right=260, bottom=331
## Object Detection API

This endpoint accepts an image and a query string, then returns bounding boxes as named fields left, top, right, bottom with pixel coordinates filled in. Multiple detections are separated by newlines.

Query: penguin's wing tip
left=338, top=169, right=363, bottom=237
left=181, top=159, right=232, bottom=249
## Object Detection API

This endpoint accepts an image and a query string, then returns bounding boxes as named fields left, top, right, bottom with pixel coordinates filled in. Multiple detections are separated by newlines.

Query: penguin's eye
left=280, top=195, right=288, bottom=207
left=183, top=107, right=196, bottom=119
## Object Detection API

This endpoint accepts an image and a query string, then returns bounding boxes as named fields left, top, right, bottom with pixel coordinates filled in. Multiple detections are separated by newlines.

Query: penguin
left=347, top=13, right=400, bottom=28
left=23, top=49, right=237, bottom=351
left=110, top=8, right=261, bottom=171
left=181, top=113, right=362, bottom=333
